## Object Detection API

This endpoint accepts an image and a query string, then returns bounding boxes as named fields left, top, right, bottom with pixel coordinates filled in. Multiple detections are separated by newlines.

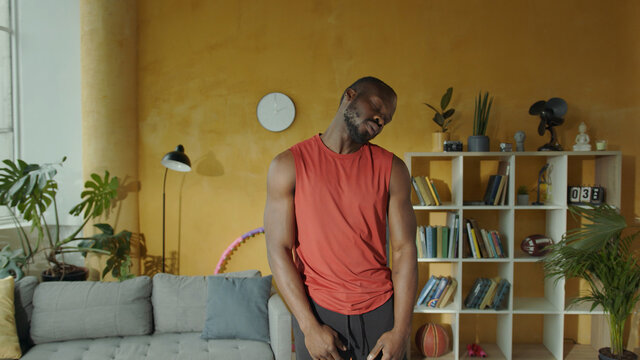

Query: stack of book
left=463, top=218, right=506, bottom=259
left=411, top=176, right=442, bottom=206
left=416, top=213, right=460, bottom=259
left=463, top=277, right=510, bottom=310
left=416, top=275, right=458, bottom=308
left=482, top=160, right=510, bottom=206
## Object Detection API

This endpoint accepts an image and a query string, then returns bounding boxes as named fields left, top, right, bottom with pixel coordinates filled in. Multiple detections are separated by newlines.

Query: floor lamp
left=161, top=144, right=191, bottom=273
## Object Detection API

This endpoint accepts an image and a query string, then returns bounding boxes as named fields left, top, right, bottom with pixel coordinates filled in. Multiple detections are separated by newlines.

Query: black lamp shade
left=162, top=145, right=191, bottom=172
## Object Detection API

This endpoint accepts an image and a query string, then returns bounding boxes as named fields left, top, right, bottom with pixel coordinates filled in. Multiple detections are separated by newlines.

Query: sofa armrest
left=268, top=292, right=291, bottom=360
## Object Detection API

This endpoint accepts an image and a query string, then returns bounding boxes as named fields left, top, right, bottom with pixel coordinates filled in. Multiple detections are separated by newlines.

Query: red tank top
left=290, top=134, right=394, bottom=315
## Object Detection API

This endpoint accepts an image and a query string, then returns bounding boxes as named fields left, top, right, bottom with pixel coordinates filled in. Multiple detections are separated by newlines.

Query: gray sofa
left=13, top=270, right=291, bottom=360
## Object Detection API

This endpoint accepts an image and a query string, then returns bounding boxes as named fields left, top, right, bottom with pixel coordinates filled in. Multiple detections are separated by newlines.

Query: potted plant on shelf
left=543, top=204, right=640, bottom=360
left=0, top=157, right=129, bottom=281
left=424, top=87, right=455, bottom=152
left=468, top=91, right=493, bottom=152
left=516, top=185, right=530, bottom=206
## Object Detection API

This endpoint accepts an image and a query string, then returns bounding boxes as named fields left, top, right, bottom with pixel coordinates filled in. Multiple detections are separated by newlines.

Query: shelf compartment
left=513, top=209, right=565, bottom=259
left=514, top=154, right=567, bottom=208
left=416, top=262, right=459, bottom=309
left=461, top=209, right=512, bottom=259
left=459, top=313, right=510, bottom=359
left=512, top=314, right=563, bottom=359
left=461, top=262, right=511, bottom=311
left=461, top=155, right=512, bottom=206
left=567, top=153, right=621, bottom=208
left=564, top=313, right=609, bottom=355
left=513, top=262, right=563, bottom=312
left=416, top=211, right=461, bottom=260
left=407, top=155, right=459, bottom=206
left=411, top=313, right=456, bottom=359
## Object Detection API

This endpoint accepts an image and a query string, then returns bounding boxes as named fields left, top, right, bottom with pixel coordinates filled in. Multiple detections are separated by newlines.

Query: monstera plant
left=0, top=157, right=129, bottom=281
left=543, top=204, right=640, bottom=360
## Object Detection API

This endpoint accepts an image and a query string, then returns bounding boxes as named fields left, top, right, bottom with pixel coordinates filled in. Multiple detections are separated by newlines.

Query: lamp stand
left=162, top=167, right=168, bottom=273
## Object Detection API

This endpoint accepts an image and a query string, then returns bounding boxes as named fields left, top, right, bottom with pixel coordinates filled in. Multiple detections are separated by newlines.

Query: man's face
left=343, top=90, right=396, bottom=144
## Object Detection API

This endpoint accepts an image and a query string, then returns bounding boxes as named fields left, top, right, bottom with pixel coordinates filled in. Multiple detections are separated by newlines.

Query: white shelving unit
left=405, top=151, right=621, bottom=360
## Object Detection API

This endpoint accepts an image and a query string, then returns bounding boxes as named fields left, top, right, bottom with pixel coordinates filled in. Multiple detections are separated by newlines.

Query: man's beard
left=343, top=105, right=371, bottom=144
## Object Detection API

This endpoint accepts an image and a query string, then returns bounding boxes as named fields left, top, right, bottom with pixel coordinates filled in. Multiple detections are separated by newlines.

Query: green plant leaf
left=443, top=109, right=455, bottom=119
left=441, top=87, right=453, bottom=110
left=94, top=223, right=114, bottom=235
left=424, top=103, right=439, bottom=113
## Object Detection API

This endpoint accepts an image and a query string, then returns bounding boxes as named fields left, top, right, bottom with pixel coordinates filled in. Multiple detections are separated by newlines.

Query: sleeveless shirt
left=290, top=134, right=394, bottom=315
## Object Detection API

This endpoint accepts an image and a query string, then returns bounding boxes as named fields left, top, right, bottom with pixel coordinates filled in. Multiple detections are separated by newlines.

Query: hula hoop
left=214, top=227, right=265, bottom=274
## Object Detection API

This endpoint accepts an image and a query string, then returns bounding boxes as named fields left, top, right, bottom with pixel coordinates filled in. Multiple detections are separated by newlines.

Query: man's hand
left=367, top=329, right=407, bottom=360
left=304, top=323, right=346, bottom=360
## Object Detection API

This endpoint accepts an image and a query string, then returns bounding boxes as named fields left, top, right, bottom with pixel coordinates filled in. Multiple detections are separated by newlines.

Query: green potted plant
left=424, top=87, right=456, bottom=152
left=468, top=91, right=493, bottom=152
left=0, top=157, right=129, bottom=281
left=79, top=223, right=135, bottom=282
left=516, top=185, right=530, bottom=206
left=543, top=204, right=640, bottom=360
left=0, top=244, right=26, bottom=280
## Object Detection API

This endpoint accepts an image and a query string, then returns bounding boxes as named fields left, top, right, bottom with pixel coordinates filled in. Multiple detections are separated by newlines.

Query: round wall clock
left=256, top=92, right=295, bottom=132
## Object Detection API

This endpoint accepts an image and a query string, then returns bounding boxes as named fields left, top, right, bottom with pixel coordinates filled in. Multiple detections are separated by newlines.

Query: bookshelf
left=405, top=151, right=622, bottom=360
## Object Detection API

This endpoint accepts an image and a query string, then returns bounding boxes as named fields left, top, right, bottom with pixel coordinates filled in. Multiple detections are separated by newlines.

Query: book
left=416, top=275, right=438, bottom=306
left=415, top=229, right=423, bottom=258
left=441, top=225, right=449, bottom=258
left=424, top=176, right=440, bottom=206
left=464, top=278, right=483, bottom=308
left=465, top=220, right=479, bottom=258
left=436, top=226, right=443, bottom=258
left=491, top=279, right=511, bottom=310
left=481, top=228, right=497, bottom=258
left=469, top=219, right=487, bottom=258
left=424, top=276, right=443, bottom=305
left=426, top=226, right=435, bottom=258
left=427, top=177, right=442, bottom=205
left=415, top=177, right=435, bottom=205
left=491, top=230, right=506, bottom=258
left=428, top=276, right=450, bottom=307
left=446, top=213, right=457, bottom=258
left=483, top=175, right=502, bottom=205
left=470, top=278, right=491, bottom=309
left=497, top=161, right=510, bottom=205
left=411, top=177, right=426, bottom=206
left=479, top=277, right=499, bottom=309
left=462, top=220, right=471, bottom=258
left=437, top=278, right=457, bottom=308
left=493, top=175, right=507, bottom=205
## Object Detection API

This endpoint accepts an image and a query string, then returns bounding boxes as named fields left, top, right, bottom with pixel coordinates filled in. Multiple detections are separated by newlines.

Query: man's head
left=340, top=76, right=397, bottom=144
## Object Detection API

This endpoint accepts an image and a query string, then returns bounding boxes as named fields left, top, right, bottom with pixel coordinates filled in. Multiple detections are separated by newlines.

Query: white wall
left=17, top=0, right=82, bottom=226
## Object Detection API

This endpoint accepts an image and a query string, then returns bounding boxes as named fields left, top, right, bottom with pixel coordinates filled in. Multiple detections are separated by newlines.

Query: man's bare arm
left=368, top=155, right=418, bottom=360
left=264, top=150, right=345, bottom=360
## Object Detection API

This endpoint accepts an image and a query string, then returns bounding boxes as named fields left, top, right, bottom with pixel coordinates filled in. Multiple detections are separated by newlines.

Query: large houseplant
left=424, top=87, right=456, bottom=151
left=0, top=158, right=129, bottom=281
left=543, top=204, right=640, bottom=360
left=468, top=91, right=493, bottom=152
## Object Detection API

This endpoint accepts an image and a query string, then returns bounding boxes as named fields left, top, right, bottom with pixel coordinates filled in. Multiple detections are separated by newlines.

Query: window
left=0, top=0, right=15, bottom=161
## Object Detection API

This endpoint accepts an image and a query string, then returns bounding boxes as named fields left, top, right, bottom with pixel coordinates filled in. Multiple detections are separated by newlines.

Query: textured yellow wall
left=137, top=0, right=639, bottom=275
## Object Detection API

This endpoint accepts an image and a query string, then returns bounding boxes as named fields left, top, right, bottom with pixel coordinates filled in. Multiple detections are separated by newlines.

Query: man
left=265, top=77, right=417, bottom=360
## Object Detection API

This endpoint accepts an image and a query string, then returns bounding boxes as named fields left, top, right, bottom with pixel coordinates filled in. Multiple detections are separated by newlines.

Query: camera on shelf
left=443, top=140, right=463, bottom=152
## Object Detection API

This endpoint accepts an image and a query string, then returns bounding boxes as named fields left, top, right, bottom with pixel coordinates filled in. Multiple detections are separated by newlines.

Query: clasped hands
left=304, top=324, right=406, bottom=360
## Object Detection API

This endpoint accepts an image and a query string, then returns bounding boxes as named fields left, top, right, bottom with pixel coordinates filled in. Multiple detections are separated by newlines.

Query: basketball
left=415, top=323, right=449, bottom=357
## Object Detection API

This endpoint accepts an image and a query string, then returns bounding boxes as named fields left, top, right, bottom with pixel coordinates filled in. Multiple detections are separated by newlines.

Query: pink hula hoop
left=214, top=227, right=265, bottom=274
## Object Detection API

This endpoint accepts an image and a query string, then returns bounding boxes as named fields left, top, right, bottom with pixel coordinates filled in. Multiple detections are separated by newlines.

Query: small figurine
left=514, top=131, right=526, bottom=151
left=572, top=122, right=592, bottom=151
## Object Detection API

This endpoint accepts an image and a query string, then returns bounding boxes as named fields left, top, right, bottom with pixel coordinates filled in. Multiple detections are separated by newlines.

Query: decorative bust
left=573, top=122, right=592, bottom=151
left=514, top=131, right=526, bottom=152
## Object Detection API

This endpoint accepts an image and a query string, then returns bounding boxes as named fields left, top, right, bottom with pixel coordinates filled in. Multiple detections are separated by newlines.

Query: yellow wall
left=137, top=0, right=639, bottom=275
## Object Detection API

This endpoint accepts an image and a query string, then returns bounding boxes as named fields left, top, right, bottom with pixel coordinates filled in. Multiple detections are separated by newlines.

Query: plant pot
left=468, top=135, right=490, bottom=152
left=41, top=265, right=88, bottom=282
left=517, top=194, right=529, bottom=206
left=432, top=132, right=450, bottom=152
left=598, top=347, right=638, bottom=360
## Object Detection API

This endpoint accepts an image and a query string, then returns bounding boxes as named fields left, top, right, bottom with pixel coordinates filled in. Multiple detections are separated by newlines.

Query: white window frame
left=0, top=0, right=20, bottom=228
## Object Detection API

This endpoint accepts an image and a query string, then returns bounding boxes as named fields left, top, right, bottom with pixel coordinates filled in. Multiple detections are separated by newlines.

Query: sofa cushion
left=201, top=275, right=273, bottom=343
left=0, top=276, right=21, bottom=359
left=14, top=276, right=38, bottom=352
left=30, top=276, right=152, bottom=344
left=152, top=270, right=261, bottom=334
left=19, top=332, right=274, bottom=360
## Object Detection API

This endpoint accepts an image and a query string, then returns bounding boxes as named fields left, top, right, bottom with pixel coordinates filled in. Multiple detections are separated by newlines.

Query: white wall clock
left=256, top=92, right=295, bottom=132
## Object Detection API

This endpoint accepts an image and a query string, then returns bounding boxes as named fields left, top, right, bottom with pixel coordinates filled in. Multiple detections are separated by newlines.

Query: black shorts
left=292, top=296, right=405, bottom=360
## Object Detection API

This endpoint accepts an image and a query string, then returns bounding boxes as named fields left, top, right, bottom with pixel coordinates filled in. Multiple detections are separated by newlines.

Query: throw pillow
left=152, top=270, right=261, bottom=333
left=0, top=276, right=21, bottom=359
left=201, top=274, right=273, bottom=343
